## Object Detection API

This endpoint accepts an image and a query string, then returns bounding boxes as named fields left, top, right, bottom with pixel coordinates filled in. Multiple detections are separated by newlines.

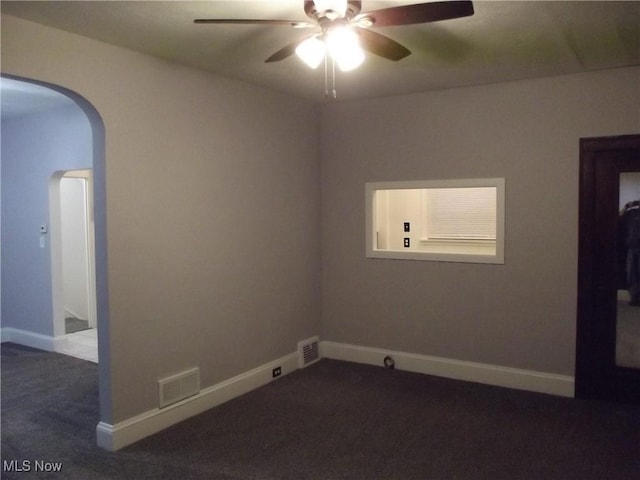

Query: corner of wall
left=96, top=349, right=301, bottom=451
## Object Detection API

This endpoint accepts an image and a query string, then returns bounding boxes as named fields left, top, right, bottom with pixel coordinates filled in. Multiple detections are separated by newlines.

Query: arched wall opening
left=0, top=73, right=111, bottom=427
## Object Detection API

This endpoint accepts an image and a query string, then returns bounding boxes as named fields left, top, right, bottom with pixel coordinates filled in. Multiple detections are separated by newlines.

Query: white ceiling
left=1, top=1, right=639, bottom=103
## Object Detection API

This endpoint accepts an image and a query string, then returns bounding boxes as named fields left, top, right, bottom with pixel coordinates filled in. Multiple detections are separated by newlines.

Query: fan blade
left=357, top=28, right=411, bottom=61
left=265, top=35, right=313, bottom=62
left=359, top=1, right=474, bottom=27
left=194, top=19, right=314, bottom=28
left=304, top=1, right=317, bottom=19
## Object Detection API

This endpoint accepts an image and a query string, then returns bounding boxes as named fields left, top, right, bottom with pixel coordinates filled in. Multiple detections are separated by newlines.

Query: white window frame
left=365, top=178, right=505, bottom=264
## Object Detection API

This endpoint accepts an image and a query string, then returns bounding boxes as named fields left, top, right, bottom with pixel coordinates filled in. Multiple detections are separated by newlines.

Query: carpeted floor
left=1, top=342, right=639, bottom=479
left=65, top=317, right=90, bottom=334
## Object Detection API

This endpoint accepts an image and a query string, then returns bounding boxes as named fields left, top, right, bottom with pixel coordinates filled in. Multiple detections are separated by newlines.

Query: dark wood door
left=576, top=134, right=640, bottom=403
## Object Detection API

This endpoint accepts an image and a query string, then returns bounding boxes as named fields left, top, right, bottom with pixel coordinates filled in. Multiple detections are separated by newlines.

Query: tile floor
left=57, top=328, right=98, bottom=363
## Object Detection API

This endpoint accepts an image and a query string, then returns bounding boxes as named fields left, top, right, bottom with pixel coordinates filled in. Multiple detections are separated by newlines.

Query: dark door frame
left=576, top=134, right=640, bottom=403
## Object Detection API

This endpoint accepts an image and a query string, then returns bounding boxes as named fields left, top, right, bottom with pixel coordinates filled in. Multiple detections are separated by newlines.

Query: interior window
left=365, top=178, right=505, bottom=264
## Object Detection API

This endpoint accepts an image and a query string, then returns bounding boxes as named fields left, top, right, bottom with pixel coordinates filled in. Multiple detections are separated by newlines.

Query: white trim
left=0, top=327, right=67, bottom=352
left=96, top=351, right=299, bottom=451
left=63, top=308, right=86, bottom=322
left=320, top=341, right=575, bottom=398
left=1, top=328, right=11, bottom=344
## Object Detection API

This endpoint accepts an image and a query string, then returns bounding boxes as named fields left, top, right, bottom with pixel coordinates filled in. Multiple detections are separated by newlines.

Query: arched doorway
left=0, top=73, right=110, bottom=431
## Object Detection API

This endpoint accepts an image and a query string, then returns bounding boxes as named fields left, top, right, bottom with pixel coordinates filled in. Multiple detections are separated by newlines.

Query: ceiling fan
left=195, top=1, right=474, bottom=97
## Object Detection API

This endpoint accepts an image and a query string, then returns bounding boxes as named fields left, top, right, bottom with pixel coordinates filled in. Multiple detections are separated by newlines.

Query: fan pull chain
left=324, top=54, right=329, bottom=98
left=323, top=54, right=337, bottom=100
left=331, top=57, right=337, bottom=99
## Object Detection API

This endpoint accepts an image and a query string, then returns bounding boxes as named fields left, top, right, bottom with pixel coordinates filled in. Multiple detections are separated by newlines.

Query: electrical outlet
left=404, top=237, right=410, bottom=248
left=272, top=367, right=282, bottom=378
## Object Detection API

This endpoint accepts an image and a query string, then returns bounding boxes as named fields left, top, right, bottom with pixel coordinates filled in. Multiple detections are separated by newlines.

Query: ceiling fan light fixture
left=195, top=0, right=476, bottom=96
left=335, top=44, right=365, bottom=71
left=357, top=16, right=375, bottom=28
left=313, top=0, right=348, bottom=18
left=295, top=35, right=326, bottom=69
left=326, top=26, right=365, bottom=71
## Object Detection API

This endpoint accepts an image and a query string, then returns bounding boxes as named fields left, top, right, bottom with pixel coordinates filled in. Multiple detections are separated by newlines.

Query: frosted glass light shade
left=295, top=36, right=326, bottom=69
left=326, top=27, right=365, bottom=71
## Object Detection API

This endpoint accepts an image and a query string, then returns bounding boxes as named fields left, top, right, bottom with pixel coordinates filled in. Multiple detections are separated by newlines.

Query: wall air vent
left=298, top=336, right=320, bottom=368
left=158, top=367, right=200, bottom=409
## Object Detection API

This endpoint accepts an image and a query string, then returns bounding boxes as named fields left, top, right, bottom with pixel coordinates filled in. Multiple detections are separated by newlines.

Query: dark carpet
left=1, top=342, right=639, bottom=479
left=65, top=317, right=90, bottom=334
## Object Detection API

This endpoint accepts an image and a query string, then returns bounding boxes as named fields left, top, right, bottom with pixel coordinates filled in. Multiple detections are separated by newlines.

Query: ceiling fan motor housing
left=304, top=0, right=363, bottom=23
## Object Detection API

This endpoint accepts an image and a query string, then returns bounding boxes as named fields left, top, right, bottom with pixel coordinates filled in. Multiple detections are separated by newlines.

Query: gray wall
left=1, top=15, right=322, bottom=423
left=321, top=67, right=640, bottom=376
left=1, top=104, right=93, bottom=336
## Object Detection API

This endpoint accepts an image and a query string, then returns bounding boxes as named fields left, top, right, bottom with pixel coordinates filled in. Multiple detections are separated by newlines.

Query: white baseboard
left=0, top=327, right=67, bottom=352
left=64, top=308, right=86, bottom=322
left=97, top=351, right=299, bottom=451
left=320, top=341, right=575, bottom=398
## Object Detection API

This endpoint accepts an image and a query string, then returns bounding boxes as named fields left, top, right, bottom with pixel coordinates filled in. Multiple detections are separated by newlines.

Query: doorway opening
left=616, top=173, right=640, bottom=369
left=51, top=170, right=98, bottom=362
left=576, top=134, right=640, bottom=403
left=1, top=73, right=110, bottom=436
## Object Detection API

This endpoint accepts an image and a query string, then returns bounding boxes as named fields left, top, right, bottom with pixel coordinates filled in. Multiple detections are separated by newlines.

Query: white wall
left=321, top=67, right=640, bottom=377
left=1, top=14, right=322, bottom=425
left=383, top=189, right=421, bottom=251
left=60, top=176, right=90, bottom=321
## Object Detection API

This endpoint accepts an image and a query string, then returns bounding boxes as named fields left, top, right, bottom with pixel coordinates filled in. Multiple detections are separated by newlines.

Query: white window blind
left=423, top=187, right=497, bottom=239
